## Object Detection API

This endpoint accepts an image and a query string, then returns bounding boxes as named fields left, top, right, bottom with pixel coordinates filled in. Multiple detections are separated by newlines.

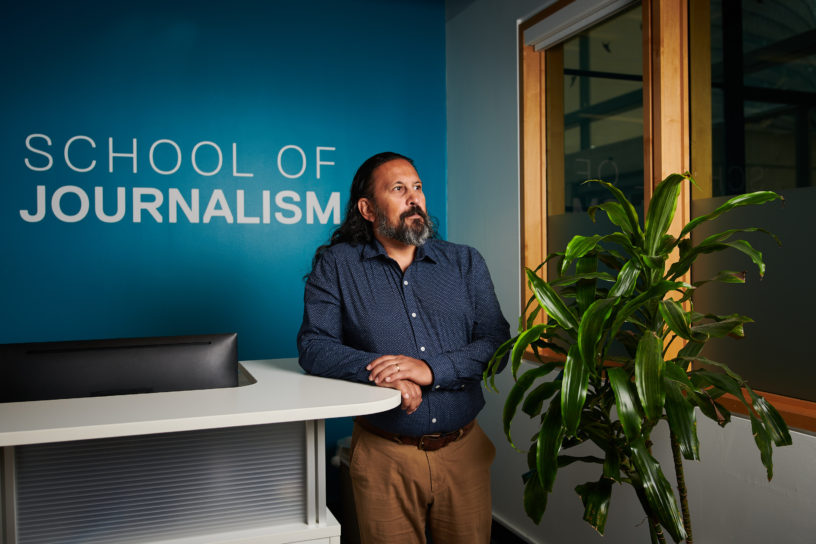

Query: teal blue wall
left=1, top=0, right=446, bottom=363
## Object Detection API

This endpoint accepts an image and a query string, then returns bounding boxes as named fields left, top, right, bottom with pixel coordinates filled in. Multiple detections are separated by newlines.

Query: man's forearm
left=298, top=338, right=379, bottom=384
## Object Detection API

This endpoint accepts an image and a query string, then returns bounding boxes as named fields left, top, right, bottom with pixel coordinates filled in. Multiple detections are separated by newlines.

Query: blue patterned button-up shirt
left=297, top=238, right=510, bottom=436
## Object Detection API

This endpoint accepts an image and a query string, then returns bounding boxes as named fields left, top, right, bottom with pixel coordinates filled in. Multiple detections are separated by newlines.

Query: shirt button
left=403, top=280, right=408, bottom=286
left=411, top=312, right=417, bottom=318
left=432, top=418, right=437, bottom=423
left=420, top=346, right=426, bottom=352
left=434, top=385, right=440, bottom=390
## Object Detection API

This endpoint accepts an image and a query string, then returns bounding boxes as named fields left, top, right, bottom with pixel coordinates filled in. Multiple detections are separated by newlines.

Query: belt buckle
left=418, top=433, right=442, bottom=451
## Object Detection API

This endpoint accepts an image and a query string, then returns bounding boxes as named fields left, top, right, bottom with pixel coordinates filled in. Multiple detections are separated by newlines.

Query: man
left=297, top=151, right=509, bottom=544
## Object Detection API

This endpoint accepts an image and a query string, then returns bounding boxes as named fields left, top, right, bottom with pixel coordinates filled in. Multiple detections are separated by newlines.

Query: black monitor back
left=0, top=333, right=238, bottom=403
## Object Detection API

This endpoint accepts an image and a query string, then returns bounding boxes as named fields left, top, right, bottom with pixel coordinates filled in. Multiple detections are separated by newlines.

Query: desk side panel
left=10, top=423, right=306, bottom=544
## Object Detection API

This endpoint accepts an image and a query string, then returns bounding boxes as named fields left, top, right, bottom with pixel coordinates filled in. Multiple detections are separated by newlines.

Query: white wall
left=445, top=0, right=816, bottom=542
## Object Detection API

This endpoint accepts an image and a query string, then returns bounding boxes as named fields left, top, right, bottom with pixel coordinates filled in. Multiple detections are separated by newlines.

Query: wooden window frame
left=518, top=0, right=816, bottom=432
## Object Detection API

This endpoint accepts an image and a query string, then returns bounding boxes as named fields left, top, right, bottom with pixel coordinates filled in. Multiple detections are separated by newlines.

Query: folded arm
left=424, top=251, right=511, bottom=390
left=297, top=254, right=423, bottom=413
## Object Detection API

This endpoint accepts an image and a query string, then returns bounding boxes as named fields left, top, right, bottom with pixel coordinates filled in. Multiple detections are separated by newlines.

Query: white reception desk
left=0, top=358, right=400, bottom=544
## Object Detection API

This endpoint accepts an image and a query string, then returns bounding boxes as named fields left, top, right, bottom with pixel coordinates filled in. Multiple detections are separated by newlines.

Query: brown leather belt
left=356, top=417, right=474, bottom=451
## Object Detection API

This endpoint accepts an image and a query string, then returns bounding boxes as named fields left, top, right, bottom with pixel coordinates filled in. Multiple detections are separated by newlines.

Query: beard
left=374, top=204, right=434, bottom=246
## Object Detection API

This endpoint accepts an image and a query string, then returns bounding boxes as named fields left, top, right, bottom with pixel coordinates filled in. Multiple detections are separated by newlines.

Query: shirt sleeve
left=297, top=251, right=380, bottom=384
left=423, top=248, right=510, bottom=389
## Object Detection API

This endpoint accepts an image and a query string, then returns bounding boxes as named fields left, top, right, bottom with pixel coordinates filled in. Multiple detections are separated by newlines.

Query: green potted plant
left=485, top=172, right=791, bottom=543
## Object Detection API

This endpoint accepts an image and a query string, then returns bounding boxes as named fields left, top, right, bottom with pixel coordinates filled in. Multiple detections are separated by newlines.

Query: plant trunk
left=670, top=430, right=693, bottom=543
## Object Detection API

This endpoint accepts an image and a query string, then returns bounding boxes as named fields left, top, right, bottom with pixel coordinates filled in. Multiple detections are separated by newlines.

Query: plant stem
left=648, top=518, right=667, bottom=544
left=670, top=430, right=693, bottom=543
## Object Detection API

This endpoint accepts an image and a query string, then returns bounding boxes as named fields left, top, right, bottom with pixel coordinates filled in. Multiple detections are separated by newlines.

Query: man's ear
left=358, top=198, right=375, bottom=223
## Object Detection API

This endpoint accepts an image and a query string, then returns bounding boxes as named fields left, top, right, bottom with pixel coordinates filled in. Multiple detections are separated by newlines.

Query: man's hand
left=367, top=355, right=433, bottom=387
left=393, top=379, right=423, bottom=414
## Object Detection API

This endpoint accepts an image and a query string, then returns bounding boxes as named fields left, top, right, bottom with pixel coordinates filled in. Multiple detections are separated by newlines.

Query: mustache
left=400, top=206, right=428, bottom=222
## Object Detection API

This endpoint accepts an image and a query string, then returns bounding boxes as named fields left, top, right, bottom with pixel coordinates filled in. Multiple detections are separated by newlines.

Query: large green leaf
left=658, top=233, right=677, bottom=254
left=537, top=397, right=565, bottom=491
left=664, top=361, right=732, bottom=426
left=526, top=268, right=580, bottom=331
left=635, top=331, right=666, bottom=421
left=575, top=255, right=598, bottom=313
left=578, top=297, right=618, bottom=374
left=585, top=179, right=643, bottom=243
left=629, top=439, right=687, bottom=542
left=521, top=293, right=539, bottom=329
left=750, top=395, right=792, bottom=447
left=689, top=369, right=744, bottom=399
left=693, top=227, right=780, bottom=248
left=664, top=380, right=700, bottom=460
left=484, top=334, right=517, bottom=390
left=530, top=338, right=568, bottom=357
left=503, top=362, right=558, bottom=448
left=609, top=260, right=641, bottom=298
left=562, top=235, right=603, bottom=275
left=641, top=253, right=667, bottom=271
left=523, top=470, right=549, bottom=524
left=576, top=479, right=613, bottom=535
left=679, top=190, right=782, bottom=239
left=717, top=240, right=768, bottom=277
left=659, top=299, right=693, bottom=340
left=603, top=447, right=621, bottom=481
left=692, top=393, right=732, bottom=427
left=561, top=346, right=590, bottom=437
left=600, top=232, right=642, bottom=262
left=644, top=173, right=687, bottom=256
left=691, top=316, right=752, bottom=339
left=522, top=379, right=562, bottom=417
left=662, top=360, right=695, bottom=388
left=550, top=271, right=616, bottom=288
left=524, top=302, right=542, bottom=330
left=607, top=367, right=642, bottom=442
left=588, top=201, right=631, bottom=233
left=510, top=324, right=548, bottom=379
left=751, top=414, right=774, bottom=480
left=668, top=238, right=768, bottom=279
left=692, top=269, right=746, bottom=288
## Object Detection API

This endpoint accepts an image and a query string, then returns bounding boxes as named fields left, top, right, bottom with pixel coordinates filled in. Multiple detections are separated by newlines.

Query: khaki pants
left=349, top=421, right=496, bottom=544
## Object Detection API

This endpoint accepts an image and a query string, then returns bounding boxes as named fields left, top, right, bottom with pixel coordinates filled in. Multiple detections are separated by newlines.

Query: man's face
left=360, top=159, right=433, bottom=246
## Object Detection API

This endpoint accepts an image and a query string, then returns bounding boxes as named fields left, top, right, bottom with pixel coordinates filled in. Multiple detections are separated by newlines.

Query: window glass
left=549, top=3, right=643, bottom=263
left=693, top=0, right=816, bottom=401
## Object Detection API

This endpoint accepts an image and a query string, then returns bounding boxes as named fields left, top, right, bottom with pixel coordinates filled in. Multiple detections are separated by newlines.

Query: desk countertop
left=0, top=358, right=401, bottom=447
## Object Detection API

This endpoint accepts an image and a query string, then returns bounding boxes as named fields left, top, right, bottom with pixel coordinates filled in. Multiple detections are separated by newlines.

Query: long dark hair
left=310, top=151, right=413, bottom=270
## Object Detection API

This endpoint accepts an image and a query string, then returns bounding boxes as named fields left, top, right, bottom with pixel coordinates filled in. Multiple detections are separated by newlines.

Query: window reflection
left=711, top=0, right=816, bottom=194
left=558, top=4, right=643, bottom=214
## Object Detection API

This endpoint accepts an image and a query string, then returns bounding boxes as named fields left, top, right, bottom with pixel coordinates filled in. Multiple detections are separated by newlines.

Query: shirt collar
left=362, top=238, right=438, bottom=264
